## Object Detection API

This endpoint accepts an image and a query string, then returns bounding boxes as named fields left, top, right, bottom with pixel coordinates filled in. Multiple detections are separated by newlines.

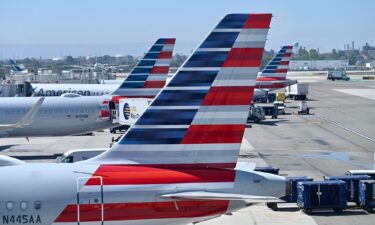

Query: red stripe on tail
left=143, top=81, right=165, bottom=88
left=158, top=51, right=173, bottom=59
left=202, top=86, right=254, bottom=105
left=151, top=66, right=169, bottom=74
left=86, top=165, right=236, bottom=185
left=279, top=61, right=290, bottom=65
left=243, top=14, right=272, bottom=29
left=181, top=124, right=245, bottom=144
left=223, top=48, right=264, bottom=67
left=275, top=69, right=288, bottom=73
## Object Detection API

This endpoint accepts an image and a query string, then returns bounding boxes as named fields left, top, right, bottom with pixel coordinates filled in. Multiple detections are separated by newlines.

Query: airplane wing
left=161, top=191, right=284, bottom=203
left=0, top=97, right=45, bottom=129
left=0, top=155, right=25, bottom=167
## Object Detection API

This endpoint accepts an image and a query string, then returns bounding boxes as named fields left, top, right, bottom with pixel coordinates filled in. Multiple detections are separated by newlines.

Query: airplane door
left=77, top=177, right=104, bottom=225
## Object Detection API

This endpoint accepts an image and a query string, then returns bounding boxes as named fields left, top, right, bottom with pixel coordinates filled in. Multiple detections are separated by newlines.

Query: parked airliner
left=0, top=38, right=175, bottom=137
left=0, top=13, right=287, bottom=225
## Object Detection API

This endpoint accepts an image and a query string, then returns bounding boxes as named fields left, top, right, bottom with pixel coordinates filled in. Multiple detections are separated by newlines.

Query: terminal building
left=289, top=60, right=349, bottom=71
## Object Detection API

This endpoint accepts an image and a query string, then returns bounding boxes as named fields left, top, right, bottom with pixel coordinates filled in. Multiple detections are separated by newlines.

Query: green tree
left=298, top=47, right=310, bottom=60
left=309, top=49, right=319, bottom=60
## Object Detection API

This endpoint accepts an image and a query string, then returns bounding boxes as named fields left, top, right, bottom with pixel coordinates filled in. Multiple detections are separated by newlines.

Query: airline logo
left=34, top=89, right=98, bottom=97
left=256, top=45, right=293, bottom=89
left=123, top=103, right=131, bottom=120
left=111, top=38, right=175, bottom=98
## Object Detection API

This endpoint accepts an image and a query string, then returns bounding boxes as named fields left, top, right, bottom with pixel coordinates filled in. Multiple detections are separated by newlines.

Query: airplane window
left=6, top=201, right=13, bottom=210
left=20, top=201, right=27, bottom=210
left=34, top=201, right=41, bottom=210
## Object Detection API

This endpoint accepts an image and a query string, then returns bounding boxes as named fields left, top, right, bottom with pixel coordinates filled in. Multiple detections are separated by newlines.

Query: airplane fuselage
left=0, top=163, right=285, bottom=225
left=0, top=96, right=114, bottom=137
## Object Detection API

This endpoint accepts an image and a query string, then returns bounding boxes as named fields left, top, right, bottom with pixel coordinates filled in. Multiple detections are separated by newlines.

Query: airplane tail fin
left=256, top=45, right=292, bottom=89
left=9, top=59, right=24, bottom=72
left=89, top=14, right=272, bottom=169
left=110, top=38, right=175, bottom=97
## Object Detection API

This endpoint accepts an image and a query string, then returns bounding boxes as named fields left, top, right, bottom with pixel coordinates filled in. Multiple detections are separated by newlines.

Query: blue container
left=359, top=180, right=375, bottom=213
left=297, top=180, right=347, bottom=213
left=254, top=166, right=279, bottom=175
left=281, top=176, right=313, bottom=202
left=324, top=175, right=371, bottom=204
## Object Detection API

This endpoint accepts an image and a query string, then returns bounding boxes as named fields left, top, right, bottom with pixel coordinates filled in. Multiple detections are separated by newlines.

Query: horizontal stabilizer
left=235, top=162, right=257, bottom=172
left=0, top=97, right=44, bottom=129
left=162, top=191, right=284, bottom=202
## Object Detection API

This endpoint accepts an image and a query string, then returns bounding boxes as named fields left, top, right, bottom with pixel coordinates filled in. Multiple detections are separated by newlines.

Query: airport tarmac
left=0, top=75, right=375, bottom=224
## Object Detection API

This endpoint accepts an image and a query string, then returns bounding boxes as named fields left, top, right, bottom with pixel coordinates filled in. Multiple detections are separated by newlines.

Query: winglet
left=0, top=97, right=44, bottom=129
left=18, top=97, right=45, bottom=127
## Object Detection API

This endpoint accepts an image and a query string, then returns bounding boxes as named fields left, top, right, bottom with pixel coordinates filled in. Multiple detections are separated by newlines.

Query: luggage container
left=324, top=175, right=371, bottom=205
left=254, top=166, right=279, bottom=175
left=284, top=176, right=314, bottom=203
left=359, top=180, right=375, bottom=213
left=297, top=180, right=347, bottom=214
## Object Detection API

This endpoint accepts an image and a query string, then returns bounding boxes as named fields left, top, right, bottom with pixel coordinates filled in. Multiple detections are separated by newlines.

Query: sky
left=0, top=0, right=373, bottom=58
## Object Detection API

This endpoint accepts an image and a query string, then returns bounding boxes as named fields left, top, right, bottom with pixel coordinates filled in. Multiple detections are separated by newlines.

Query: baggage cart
left=359, top=180, right=375, bottom=213
left=324, top=175, right=371, bottom=205
left=297, top=180, right=347, bottom=214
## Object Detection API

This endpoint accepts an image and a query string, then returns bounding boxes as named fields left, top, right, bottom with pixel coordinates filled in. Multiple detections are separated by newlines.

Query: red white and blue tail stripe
left=91, top=14, right=272, bottom=169
left=111, top=38, right=175, bottom=97
left=255, top=45, right=292, bottom=89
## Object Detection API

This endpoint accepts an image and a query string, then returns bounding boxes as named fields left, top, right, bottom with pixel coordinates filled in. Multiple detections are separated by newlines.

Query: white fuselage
left=0, top=162, right=285, bottom=225
left=0, top=96, right=115, bottom=137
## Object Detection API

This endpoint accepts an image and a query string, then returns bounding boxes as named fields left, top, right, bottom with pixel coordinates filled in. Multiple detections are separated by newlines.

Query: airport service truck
left=327, top=71, right=350, bottom=81
left=286, top=83, right=309, bottom=100
left=247, top=105, right=266, bottom=123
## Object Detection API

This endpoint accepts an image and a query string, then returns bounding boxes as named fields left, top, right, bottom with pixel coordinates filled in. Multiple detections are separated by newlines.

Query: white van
left=56, top=148, right=107, bottom=163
